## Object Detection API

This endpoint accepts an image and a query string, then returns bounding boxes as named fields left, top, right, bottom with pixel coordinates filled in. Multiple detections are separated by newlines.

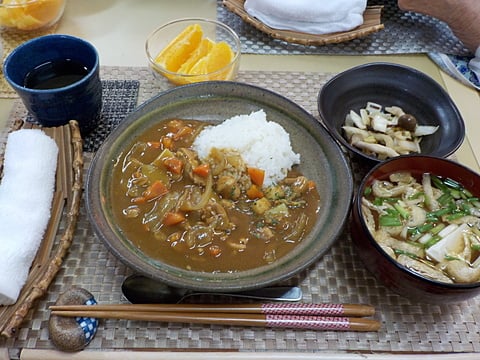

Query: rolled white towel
left=244, top=0, right=367, bottom=35
left=0, top=129, right=58, bottom=305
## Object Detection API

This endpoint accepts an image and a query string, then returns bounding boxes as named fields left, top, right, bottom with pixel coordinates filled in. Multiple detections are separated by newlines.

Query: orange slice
left=0, top=0, right=25, bottom=28
left=189, top=41, right=235, bottom=78
left=9, top=14, right=44, bottom=30
left=0, top=10, right=16, bottom=27
left=154, top=24, right=203, bottom=72
left=23, top=0, right=64, bottom=24
left=177, top=38, right=214, bottom=74
left=0, top=0, right=64, bottom=30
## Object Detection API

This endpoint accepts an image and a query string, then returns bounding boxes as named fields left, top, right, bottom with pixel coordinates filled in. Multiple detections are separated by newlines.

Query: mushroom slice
left=414, top=125, right=439, bottom=137
left=394, top=139, right=421, bottom=154
left=346, top=110, right=367, bottom=129
left=352, top=140, right=400, bottom=159
left=360, top=109, right=371, bottom=127
left=366, top=102, right=383, bottom=113
left=385, top=106, right=405, bottom=117
left=372, top=133, right=394, bottom=148
left=371, top=114, right=389, bottom=133
left=342, top=126, right=370, bottom=140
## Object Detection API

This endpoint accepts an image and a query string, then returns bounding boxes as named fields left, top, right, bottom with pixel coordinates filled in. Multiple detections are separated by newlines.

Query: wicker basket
left=222, top=0, right=384, bottom=46
left=0, top=120, right=83, bottom=338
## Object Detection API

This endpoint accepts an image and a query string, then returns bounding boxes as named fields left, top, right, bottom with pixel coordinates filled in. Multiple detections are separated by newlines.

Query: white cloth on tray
left=0, top=129, right=58, bottom=305
left=244, top=0, right=367, bottom=35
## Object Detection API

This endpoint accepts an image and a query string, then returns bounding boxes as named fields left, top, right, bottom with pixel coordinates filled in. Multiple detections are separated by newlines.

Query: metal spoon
left=121, top=274, right=303, bottom=304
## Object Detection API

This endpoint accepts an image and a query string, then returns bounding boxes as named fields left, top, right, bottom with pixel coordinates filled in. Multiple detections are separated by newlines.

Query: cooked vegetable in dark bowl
left=318, top=62, right=465, bottom=165
left=352, top=155, right=480, bottom=303
left=86, top=81, right=353, bottom=292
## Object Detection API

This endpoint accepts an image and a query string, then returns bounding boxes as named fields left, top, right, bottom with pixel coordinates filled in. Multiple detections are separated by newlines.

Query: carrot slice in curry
left=163, top=157, right=184, bottom=174
left=163, top=211, right=186, bottom=226
left=247, top=167, right=265, bottom=187
left=192, top=163, right=210, bottom=177
left=139, top=180, right=169, bottom=203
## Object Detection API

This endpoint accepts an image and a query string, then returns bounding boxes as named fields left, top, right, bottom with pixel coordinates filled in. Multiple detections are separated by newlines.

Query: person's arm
left=398, top=0, right=480, bottom=53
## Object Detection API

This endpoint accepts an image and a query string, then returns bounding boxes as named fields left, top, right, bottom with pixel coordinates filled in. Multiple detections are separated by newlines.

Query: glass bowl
left=145, top=18, right=241, bottom=86
left=0, top=0, right=66, bottom=31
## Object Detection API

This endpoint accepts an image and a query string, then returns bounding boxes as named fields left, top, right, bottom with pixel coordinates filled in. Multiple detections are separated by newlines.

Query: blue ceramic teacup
left=3, top=34, right=102, bottom=134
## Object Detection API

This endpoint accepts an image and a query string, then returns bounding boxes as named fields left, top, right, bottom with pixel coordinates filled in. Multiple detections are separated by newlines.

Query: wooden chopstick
left=50, top=309, right=381, bottom=332
left=50, top=302, right=375, bottom=317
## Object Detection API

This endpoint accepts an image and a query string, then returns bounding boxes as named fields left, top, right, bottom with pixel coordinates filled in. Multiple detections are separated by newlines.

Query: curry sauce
left=110, top=119, right=320, bottom=272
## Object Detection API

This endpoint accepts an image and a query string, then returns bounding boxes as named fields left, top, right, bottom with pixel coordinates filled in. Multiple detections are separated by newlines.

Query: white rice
left=192, top=110, right=300, bottom=186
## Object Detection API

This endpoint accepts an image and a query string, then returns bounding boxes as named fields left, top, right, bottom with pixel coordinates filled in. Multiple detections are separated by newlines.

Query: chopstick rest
left=0, top=129, right=58, bottom=305
left=49, top=287, right=99, bottom=352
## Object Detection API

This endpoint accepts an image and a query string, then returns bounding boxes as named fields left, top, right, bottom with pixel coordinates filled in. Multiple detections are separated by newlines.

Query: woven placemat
left=83, top=78, right=140, bottom=152
left=0, top=25, right=58, bottom=98
left=1, top=67, right=480, bottom=359
left=218, top=0, right=470, bottom=55
left=15, top=77, right=140, bottom=153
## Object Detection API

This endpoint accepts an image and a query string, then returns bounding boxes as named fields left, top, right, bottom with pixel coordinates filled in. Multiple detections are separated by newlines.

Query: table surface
left=1, top=1, right=480, bottom=358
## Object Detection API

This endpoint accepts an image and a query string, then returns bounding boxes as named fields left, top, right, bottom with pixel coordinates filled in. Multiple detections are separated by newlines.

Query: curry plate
left=86, top=81, right=353, bottom=292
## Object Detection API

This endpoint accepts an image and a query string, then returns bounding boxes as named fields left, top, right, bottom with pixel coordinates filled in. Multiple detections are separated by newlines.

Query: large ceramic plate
left=86, top=81, right=353, bottom=292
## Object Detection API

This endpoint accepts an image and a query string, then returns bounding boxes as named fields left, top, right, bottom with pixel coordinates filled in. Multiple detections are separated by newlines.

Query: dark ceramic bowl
left=352, top=155, right=480, bottom=303
left=86, top=81, right=353, bottom=292
left=3, top=34, right=102, bottom=134
left=318, top=62, right=465, bottom=165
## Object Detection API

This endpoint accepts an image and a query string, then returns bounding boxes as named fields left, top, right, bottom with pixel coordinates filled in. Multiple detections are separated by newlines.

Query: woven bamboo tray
left=0, top=120, right=83, bottom=338
left=222, top=0, right=384, bottom=46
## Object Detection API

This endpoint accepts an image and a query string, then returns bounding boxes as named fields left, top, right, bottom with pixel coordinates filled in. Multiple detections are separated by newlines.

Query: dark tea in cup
left=3, top=34, right=102, bottom=135
left=24, top=59, right=90, bottom=90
